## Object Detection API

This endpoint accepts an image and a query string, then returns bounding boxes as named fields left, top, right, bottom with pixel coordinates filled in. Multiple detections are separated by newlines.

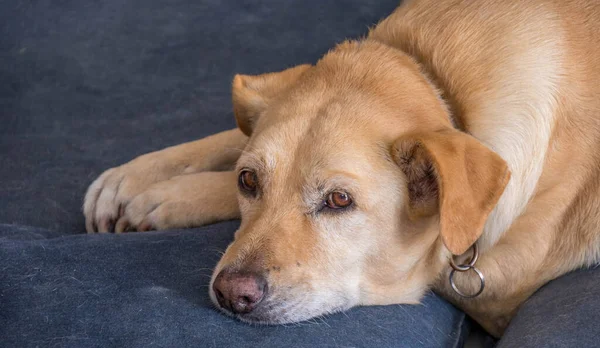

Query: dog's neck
left=405, top=57, right=464, bottom=132
left=362, top=38, right=465, bottom=133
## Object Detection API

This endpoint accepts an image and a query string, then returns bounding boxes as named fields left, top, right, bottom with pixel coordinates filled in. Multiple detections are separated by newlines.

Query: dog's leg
left=114, top=171, right=239, bottom=232
left=435, top=183, right=593, bottom=337
left=436, top=246, right=547, bottom=337
left=84, top=128, right=247, bottom=233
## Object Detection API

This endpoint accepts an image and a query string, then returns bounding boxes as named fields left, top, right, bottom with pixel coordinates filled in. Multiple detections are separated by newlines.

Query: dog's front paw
left=113, top=172, right=240, bottom=232
left=83, top=153, right=185, bottom=233
left=112, top=178, right=187, bottom=232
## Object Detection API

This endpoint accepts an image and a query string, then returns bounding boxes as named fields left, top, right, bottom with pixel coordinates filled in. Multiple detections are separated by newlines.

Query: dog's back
left=369, top=0, right=600, bottom=334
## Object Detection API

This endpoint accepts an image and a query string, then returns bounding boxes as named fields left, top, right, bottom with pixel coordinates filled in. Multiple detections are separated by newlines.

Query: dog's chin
left=211, top=295, right=354, bottom=325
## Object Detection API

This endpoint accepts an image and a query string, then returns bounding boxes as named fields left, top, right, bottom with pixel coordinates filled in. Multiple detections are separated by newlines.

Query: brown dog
left=84, top=0, right=600, bottom=337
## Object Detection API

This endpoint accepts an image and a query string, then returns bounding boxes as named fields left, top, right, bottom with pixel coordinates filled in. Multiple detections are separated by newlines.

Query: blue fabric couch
left=1, top=1, right=599, bottom=347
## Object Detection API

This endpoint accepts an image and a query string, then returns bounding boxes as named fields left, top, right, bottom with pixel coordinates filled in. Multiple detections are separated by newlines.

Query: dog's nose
left=212, top=270, right=267, bottom=314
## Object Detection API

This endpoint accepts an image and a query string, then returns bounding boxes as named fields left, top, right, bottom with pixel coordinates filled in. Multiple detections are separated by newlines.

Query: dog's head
left=209, top=41, right=510, bottom=323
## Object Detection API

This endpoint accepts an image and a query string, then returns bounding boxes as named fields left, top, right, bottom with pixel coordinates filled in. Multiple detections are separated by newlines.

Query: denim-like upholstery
left=1, top=222, right=469, bottom=348
left=499, top=266, right=600, bottom=348
left=1, top=0, right=598, bottom=347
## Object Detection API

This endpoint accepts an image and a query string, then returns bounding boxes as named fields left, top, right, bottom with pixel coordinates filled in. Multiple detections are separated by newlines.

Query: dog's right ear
left=392, top=129, right=510, bottom=255
left=232, top=64, right=312, bottom=136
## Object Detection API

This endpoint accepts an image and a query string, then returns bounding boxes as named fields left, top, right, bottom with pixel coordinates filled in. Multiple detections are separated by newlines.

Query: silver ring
left=449, top=266, right=485, bottom=298
left=449, top=243, right=479, bottom=272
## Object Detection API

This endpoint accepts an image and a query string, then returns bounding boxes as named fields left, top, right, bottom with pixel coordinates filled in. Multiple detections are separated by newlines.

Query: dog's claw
left=115, top=218, right=130, bottom=233
left=138, top=221, right=154, bottom=232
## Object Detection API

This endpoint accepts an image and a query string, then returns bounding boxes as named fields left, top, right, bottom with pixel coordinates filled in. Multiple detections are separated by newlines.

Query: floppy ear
left=232, top=64, right=311, bottom=136
left=392, top=129, right=511, bottom=255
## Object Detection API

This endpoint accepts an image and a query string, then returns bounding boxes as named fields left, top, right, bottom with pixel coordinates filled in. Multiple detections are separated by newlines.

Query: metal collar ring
left=449, top=242, right=479, bottom=272
left=449, top=266, right=486, bottom=298
left=448, top=243, right=485, bottom=298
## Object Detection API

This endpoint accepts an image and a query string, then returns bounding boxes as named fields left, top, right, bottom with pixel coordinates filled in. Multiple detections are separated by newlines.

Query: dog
left=83, top=0, right=600, bottom=337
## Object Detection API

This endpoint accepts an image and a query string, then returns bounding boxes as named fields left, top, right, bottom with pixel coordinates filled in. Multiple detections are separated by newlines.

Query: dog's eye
left=238, top=170, right=258, bottom=194
left=325, top=191, right=353, bottom=209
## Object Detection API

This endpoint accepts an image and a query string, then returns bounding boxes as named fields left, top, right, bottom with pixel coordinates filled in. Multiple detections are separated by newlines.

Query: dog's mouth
left=210, top=287, right=352, bottom=325
left=216, top=299, right=299, bottom=325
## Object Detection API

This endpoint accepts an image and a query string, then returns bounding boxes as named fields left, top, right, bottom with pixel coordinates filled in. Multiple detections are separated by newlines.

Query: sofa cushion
left=0, top=222, right=470, bottom=348
left=498, top=266, right=600, bottom=348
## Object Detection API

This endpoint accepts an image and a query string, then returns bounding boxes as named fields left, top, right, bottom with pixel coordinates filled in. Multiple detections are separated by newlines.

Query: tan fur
left=84, top=0, right=600, bottom=337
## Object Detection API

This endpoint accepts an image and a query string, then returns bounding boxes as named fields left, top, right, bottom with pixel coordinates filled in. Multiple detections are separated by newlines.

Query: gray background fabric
left=2, top=0, right=599, bottom=347
left=499, top=266, right=600, bottom=348
left=1, top=0, right=400, bottom=234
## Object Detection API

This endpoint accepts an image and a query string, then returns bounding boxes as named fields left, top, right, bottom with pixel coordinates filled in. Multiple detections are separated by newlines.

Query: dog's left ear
left=232, top=64, right=312, bottom=136
left=392, top=129, right=511, bottom=255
